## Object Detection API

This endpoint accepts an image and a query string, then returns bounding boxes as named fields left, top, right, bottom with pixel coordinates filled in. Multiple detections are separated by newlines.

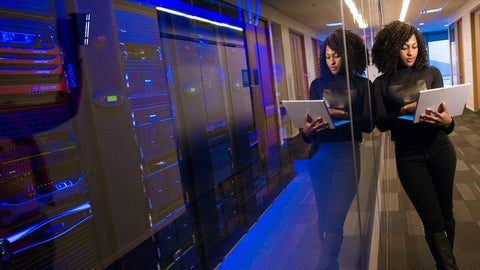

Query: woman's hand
left=328, top=108, right=349, bottom=119
left=400, top=101, right=417, bottom=115
left=302, top=114, right=329, bottom=136
left=419, top=102, right=453, bottom=127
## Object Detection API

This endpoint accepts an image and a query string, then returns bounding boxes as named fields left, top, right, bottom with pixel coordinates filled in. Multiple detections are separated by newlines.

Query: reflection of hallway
left=216, top=110, right=480, bottom=270
left=216, top=161, right=365, bottom=270
left=216, top=137, right=375, bottom=269
left=216, top=166, right=322, bottom=270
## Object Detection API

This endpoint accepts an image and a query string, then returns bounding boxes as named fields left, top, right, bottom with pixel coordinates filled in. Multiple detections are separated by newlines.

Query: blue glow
left=55, top=180, right=73, bottom=190
left=143, top=78, right=153, bottom=86
left=246, top=0, right=252, bottom=24
left=236, top=0, right=243, bottom=22
left=66, top=63, right=77, bottom=88
left=217, top=175, right=306, bottom=269
left=0, top=0, right=52, bottom=16
left=254, top=0, right=260, bottom=25
left=242, top=0, right=260, bottom=26
left=6, top=201, right=91, bottom=243
left=166, top=65, right=173, bottom=84
left=13, top=213, right=93, bottom=256
left=398, top=114, right=414, bottom=121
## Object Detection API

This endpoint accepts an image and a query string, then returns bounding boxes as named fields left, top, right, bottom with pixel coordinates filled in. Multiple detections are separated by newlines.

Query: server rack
left=0, top=0, right=297, bottom=269
left=0, top=0, right=98, bottom=269
left=156, top=2, right=262, bottom=267
left=71, top=0, right=197, bottom=268
left=111, top=3, right=197, bottom=268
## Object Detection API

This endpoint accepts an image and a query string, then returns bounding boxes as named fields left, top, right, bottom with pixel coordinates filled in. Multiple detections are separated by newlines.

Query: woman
left=371, top=20, right=458, bottom=269
left=302, top=28, right=373, bottom=270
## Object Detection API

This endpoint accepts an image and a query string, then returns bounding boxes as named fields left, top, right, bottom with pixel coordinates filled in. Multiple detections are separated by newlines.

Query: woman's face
left=325, top=45, right=342, bottom=75
left=399, top=34, right=418, bottom=67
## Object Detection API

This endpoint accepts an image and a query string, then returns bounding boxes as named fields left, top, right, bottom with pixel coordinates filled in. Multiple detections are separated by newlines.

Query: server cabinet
left=157, top=2, right=259, bottom=267
left=111, top=3, right=197, bottom=268
left=0, top=0, right=98, bottom=269
left=67, top=1, right=155, bottom=267
left=113, top=4, right=187, bottom=235
left=0, top=0, right=297, bottom=269
left=71, top=0, right=195, bottom=268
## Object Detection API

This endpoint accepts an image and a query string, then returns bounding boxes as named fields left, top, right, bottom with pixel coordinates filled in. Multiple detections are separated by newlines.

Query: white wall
left=450, top=0, right=480, bottom=111
left=259, top=4, right=322, bottom=99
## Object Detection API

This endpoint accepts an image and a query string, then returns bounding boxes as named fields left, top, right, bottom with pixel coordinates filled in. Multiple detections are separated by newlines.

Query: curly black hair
left=319, top=28, right=367, bottom=78
left=371, top=20, right=428, bottom=74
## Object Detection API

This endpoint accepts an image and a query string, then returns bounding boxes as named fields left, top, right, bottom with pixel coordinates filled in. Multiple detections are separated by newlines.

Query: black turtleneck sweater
left=373, top=66, right=454, bottom=143
left=303, top=74, right=373, bottom=157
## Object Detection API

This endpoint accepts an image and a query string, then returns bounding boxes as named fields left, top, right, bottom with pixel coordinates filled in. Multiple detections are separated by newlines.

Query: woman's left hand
left=419, top=102, right=453, bottom=127
left=328, top=108, right=349, bottom=119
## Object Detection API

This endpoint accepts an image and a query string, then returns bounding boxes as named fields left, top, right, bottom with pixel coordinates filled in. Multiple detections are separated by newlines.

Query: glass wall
left=338, top=0, right=381, bottom=268
left=233, top=0, right=382, bottom=269
left=0, top=0, right=382, bottom=269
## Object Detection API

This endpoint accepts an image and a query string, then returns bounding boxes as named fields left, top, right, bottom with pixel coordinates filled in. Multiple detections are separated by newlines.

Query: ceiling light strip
left=399, top=0, right=410, bottom=22
left=344, top=0, right=368, bottom=29
left=421, top=8, right=442, bottom=14
left=156, top=6, right=243, bottom=32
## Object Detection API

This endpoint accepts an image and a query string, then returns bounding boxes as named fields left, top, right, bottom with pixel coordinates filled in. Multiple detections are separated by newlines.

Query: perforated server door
left=158, top=5, right=257, bottom=267
left=160, top=15, right=233, bottom=266
left=114, top=6, right=187, bottom=233
left=111, top=3, right=199, bottom=269
left=66, top=0, right=155, bottom=268
left=0, top=0, right=98, bottom=269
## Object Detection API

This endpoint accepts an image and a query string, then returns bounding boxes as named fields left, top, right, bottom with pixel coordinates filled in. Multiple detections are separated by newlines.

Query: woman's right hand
left=302, top=114, right=329, bottom=136
left=400, top=101, right=417, bottom=115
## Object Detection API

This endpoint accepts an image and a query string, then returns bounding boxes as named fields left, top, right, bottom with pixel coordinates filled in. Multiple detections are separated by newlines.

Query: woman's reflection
left=301, top=28, right=373, bottom=269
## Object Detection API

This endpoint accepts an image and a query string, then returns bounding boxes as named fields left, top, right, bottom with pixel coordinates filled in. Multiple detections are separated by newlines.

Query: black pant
left=395, top=133, right=457, bottom=234
left=308, top=142, right=360, bottom=235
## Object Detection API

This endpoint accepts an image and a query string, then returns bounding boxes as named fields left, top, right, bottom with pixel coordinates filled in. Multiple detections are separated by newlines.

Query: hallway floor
left=216, top=109, right=480, bottom=270
left=378, top=109, right=480, bottom=269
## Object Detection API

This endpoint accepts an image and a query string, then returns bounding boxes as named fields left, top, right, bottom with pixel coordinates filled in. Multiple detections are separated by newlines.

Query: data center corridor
left=217, top=109, right=480, bottom=270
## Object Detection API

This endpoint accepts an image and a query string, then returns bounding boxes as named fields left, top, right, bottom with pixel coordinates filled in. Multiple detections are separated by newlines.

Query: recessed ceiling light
left=419, top=22, right=425, bottom=26
left=326, top=22, right=343, bottom=27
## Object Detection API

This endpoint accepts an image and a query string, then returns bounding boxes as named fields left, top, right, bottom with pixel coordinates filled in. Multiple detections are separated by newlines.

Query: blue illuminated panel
left=0, top=0, right=53, bottom=16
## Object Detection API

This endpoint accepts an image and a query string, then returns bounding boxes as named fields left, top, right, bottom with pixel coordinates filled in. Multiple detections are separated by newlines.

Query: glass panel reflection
left=0, top=0, right=383, bottom=269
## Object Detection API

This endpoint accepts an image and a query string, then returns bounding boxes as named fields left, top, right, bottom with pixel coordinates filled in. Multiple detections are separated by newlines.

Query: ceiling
left=260, top=0, right=469, bottom=35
